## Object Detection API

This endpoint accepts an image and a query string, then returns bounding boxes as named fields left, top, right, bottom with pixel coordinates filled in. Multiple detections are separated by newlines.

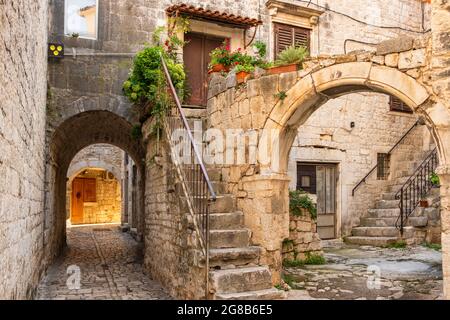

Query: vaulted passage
left=43, top=110, right=147, bottom=279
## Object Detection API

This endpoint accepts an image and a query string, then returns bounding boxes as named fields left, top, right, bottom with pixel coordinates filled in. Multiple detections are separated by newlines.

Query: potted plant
left=268, top=45, right=308, bottom=75
left=419, top=199, right=429, bottom=207
left=209, top=43, right=232, bottom=73
left=235, top=64, right=255, bottom=84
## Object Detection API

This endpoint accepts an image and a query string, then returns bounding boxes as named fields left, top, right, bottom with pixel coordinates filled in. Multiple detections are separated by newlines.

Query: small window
left=389, top=96, right=413, bottom=114
left=301, top=176, right=311, bottom=188
left=65, top=0, right=98, bottom=39
left=274, top=23, right=310, bottom=57
left=297, top=164, right=317, bottom=194
left=377, top=153, right=390, bottom=180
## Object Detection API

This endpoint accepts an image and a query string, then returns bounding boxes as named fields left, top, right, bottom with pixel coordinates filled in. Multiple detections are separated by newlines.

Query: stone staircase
left=346, top=149, right=433, bottom=246
left=182, top=106, right=285, bottom=299
left=206, top=170, right=285, bottom=300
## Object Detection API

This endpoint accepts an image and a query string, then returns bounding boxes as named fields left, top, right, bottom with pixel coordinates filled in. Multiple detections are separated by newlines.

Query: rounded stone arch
left=45, top=110, right=145, bottom=256
left=67, top=160, right=122, bottom=182
left=49, top=94, right=138, bottom=130
left=261, top=62, right=442, bottom=173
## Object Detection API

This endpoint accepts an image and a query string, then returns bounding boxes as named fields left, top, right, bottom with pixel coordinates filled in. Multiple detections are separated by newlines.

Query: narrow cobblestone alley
left=36, top=225, right=171, bottom=300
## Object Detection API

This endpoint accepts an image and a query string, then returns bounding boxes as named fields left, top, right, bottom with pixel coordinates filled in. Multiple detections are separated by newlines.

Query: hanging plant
left=123, top=18, right=189, bottom=131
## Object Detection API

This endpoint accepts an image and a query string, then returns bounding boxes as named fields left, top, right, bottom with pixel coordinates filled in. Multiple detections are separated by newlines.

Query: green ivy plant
left=289, top=190, right=317, bottom=219
left=123, top=18, right=189, bottom=134
left=253, top=40, right=267, bottom=58
left=430, top=172, right=440, bottom=186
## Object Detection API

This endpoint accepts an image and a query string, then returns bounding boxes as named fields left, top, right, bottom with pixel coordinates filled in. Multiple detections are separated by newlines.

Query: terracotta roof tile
left=166, top=4, right=262, bottom=28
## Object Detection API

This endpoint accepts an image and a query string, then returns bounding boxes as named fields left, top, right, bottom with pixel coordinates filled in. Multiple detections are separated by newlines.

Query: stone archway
left=207, top=55, right=450, bottom=296
left=43, top=110, right=145, bottom=262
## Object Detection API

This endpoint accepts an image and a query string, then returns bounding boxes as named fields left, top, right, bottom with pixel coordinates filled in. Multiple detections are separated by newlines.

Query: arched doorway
left=44, top=110, right=145, bottom=259
left=248, top=62, right=446, bottom=295
left=205, top=60, right=450, bottom=295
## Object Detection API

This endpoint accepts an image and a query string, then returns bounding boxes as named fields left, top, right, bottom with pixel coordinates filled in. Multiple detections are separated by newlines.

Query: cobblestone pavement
left=286, top=241, right=443, bottom=300
left=36, top=225, right=171, bottom=300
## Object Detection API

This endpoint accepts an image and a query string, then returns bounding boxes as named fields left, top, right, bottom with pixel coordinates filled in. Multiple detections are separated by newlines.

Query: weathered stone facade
left=0, top=0, right=48, bottom=299
left=5, top=0, right=450, bottom=301
left=282, top=210, right=322, bottom=261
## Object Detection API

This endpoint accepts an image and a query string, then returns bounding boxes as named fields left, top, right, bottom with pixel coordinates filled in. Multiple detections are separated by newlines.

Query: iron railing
left=395, top=148, right=438, bottom=234
left=160, top=54, right=217, bottom=299
left=352, top=120, right=420, bottom=196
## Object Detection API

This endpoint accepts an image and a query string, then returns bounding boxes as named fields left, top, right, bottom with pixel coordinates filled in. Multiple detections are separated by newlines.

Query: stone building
left=0, top=0, right=48, bottom=299
left=2, top=0, right=450, bottom=301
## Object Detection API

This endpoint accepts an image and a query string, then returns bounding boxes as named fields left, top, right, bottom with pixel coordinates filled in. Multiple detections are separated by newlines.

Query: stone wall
left=289, top=96, right=434, bottom=236
left=142, top=119, right=205, bottom=299
left=282, top=210, right=322, bottom=261
left=0, top=0, right=48, bottom=299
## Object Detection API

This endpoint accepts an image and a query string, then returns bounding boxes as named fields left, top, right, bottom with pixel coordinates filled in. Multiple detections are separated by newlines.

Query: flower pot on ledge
left=419, top=199, right=429, bottom=207
left=208, top=63, right=229, bottom=74
left=236, top=71, right=250, bottom=84
left=267, top=63, right=299, bottom=75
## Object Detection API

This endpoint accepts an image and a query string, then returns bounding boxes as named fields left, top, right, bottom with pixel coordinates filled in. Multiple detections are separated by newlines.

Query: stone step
left=210, top=229, right=250, bottom=249
left=368, top=208, right=400, bottom=217
left=360, top=217, right=397, bottom=227
left=375, top=199, right=399, bottom=209
left=214, top=288, right=286, bottom=300
left=345, top=236, right=398, bottom=246
left=382, top=192, right=397, bottom=200
left=182, top=106, right=207, bottom=118
left=209, top=194, right=236, bottom=213
left=209, top=266, right=272, bottom=294
left=175, top=181, right=227, bottom=195
left=360, top=216, right=426, bottom=227
left=209, top=246, right=261, bottom=268
left=210, top=212, right=244, bottom=230
left=351, top=226, right=414, bottom=237
left=206, top=168, right=222, bottom=182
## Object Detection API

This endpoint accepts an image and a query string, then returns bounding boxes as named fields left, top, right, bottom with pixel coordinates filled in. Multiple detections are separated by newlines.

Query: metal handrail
left=160, top=54, right=216, bottom=299
left=352, top=120, right=420, bottom=196
left=395, top=148, right=438, bottom=234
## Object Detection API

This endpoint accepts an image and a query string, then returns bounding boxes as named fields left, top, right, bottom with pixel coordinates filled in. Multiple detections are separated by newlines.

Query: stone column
left=237, top=174, right=290, bottom=284
left=437, top=166, right=450, bottom=299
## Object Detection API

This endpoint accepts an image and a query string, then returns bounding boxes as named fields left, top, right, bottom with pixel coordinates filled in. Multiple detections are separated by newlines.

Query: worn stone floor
left=286, top=241, right=443, bottom=300
left=36, top=224, right=171, bottom=300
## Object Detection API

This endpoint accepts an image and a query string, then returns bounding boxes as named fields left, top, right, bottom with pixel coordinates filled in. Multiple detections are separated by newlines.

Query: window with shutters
left=274, top=23, right=310, bottom=57
left=389, top=96, right=413, bottom=114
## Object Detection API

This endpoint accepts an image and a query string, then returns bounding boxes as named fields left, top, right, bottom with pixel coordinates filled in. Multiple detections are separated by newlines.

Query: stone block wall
left=142, top=120, right=205, bottom=299
left=0, top=0, right=48, bottom=299
left=282, top=210, right=322, bottom=261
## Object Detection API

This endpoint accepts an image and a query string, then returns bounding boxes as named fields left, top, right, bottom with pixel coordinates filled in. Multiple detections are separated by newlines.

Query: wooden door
left=316, top=165, right=337, bottom=239
left=72, top=178, right=84, bottom=225
left=184, top=33, right=225, bottom=106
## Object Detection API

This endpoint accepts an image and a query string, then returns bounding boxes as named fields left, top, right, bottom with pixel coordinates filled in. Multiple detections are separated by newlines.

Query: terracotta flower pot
left=419, top=199, right=429, bottom=207
left=209, top=63, right=229, bottom=73
left=267, top=63, right=299, bottom=75
left=236, top=71, right=250, bottom=84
